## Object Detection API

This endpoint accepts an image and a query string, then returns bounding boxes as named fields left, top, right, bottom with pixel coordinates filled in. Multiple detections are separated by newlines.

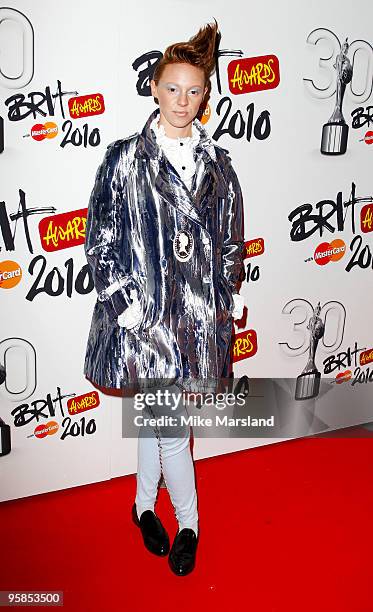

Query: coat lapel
left=154, top=153, right=202, bottom=223
left=193, top=154, right=227, bottom=211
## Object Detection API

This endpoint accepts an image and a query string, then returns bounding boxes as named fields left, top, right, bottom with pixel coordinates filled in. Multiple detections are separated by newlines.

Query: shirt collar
left=134, top=107, right=217, bottom=162
left=150, top=116, right=200, bottom=151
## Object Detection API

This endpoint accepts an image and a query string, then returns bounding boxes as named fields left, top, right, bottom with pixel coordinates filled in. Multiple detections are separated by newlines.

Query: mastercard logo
left=31, top=122, right=58, bottom=141
left=336, top=370, right=352, bottom=384
left=34, top=421, right=59, bottom=439
left=0, top=261, right=22, bottom=288
left=314, top=239, right=346, bottom=266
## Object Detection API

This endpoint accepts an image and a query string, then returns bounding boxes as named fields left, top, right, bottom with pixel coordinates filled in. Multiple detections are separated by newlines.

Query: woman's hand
left=117, top=289, right=143, bottom=329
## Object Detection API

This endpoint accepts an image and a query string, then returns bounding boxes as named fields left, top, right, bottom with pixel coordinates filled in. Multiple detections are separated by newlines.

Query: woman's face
left=150, top=62, right=207, bottom=137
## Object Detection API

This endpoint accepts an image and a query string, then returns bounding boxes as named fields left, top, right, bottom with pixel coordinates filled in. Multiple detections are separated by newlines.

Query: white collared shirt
left=150, top=117, right=200, bottom=191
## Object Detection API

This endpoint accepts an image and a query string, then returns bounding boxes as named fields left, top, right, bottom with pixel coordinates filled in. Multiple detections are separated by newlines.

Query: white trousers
left=134, top=384, right=199, bottom=536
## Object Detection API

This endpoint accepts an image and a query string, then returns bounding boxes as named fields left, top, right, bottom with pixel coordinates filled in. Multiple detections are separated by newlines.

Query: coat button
left=202, top=275, right=210, bottom=283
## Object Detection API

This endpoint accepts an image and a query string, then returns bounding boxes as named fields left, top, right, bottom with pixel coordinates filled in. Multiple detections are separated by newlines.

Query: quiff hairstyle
left=152, top=18, right=220, bottom=101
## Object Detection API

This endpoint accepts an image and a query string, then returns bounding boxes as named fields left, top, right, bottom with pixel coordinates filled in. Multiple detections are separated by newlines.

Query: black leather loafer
left=132, top=503, right=170, bottom=556
left=168, top=528, right=198, bottom=576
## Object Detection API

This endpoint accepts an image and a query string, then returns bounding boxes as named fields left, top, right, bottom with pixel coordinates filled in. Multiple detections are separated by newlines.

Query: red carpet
left=1, top=429, right=373, bottom=611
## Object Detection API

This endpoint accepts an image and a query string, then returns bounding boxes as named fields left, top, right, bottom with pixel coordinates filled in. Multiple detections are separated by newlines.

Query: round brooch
left=173, top=229, right=194, bottom=262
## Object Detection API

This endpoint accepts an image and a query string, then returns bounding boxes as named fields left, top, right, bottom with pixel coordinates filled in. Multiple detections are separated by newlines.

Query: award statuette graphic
left=0, top=362, right=11, bottom=457
left=321, top=37, right=353, bottom=155
left=295, top=302, right=325, bottom=400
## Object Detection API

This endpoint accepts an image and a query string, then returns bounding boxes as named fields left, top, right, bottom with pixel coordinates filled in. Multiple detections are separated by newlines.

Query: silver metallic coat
left=84, top=108, right=245, bottom=392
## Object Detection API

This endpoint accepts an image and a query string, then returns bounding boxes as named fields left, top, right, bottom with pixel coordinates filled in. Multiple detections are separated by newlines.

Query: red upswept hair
left=152, top=18, right=220, bottom=97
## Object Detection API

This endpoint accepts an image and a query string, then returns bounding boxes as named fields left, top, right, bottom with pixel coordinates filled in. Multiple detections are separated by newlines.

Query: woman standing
left=84, top=19, right=245, bottom=575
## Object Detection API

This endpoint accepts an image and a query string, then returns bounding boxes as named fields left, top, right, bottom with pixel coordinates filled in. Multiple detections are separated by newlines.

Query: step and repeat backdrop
left=1, top=0, right=373, bottom=501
